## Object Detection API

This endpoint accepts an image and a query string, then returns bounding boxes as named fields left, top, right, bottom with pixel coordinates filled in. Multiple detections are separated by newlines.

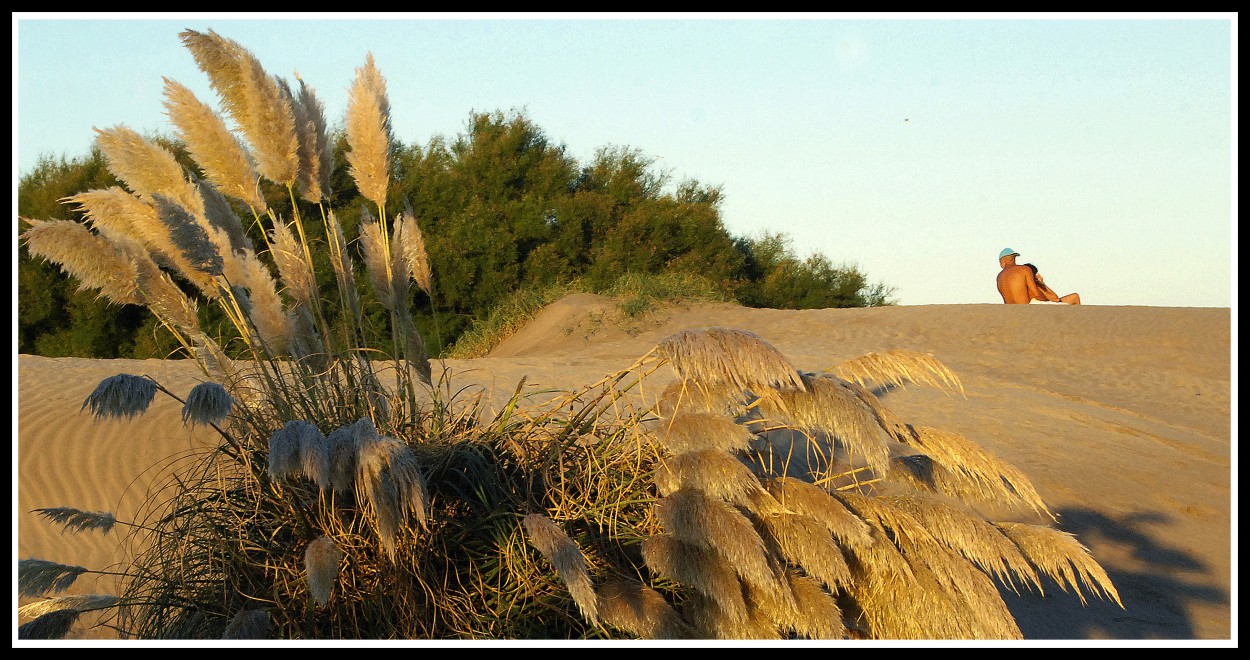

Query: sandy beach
left=14, top=297, right=1235, bottom=644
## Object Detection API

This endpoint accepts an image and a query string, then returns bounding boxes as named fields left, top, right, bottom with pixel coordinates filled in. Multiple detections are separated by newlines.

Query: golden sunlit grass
left=17, top=28, right=1121, bottom=641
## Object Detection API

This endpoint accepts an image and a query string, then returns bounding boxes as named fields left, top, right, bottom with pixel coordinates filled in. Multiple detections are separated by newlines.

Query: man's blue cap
left=999, top=248, right=1019, bottom=259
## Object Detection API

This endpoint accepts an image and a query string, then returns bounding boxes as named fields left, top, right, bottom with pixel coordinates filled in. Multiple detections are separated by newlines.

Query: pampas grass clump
left=17, top=28, right=1121, bottom=641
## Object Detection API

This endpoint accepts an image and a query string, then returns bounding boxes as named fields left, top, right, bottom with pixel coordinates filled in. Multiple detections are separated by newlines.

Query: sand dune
left=14, top=297, right=1234, bottom=643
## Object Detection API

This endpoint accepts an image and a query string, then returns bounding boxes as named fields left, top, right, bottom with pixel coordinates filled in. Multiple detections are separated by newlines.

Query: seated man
left=996, top=248, right=1080, bottom=305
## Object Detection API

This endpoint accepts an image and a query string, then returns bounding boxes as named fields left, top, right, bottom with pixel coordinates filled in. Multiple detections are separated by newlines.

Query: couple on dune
left=996, top=248, right=1081, bottom=305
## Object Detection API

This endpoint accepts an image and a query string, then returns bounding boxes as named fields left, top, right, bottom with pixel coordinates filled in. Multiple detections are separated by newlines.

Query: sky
left=13, top=13, right=1237, bottom=308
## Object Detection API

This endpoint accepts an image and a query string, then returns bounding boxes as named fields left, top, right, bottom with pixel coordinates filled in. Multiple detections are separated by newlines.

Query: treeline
left=17, top=109, right=895, bottom=359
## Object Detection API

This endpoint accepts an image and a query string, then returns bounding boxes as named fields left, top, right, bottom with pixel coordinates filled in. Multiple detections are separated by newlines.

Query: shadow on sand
left=1000, top=507, right=1228, bottom=641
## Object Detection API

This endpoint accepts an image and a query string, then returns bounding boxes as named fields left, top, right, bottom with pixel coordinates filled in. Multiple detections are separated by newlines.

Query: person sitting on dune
left=1023, top=262, right=1081, bottom=305
left=996, top=248, right=1081, bottom=305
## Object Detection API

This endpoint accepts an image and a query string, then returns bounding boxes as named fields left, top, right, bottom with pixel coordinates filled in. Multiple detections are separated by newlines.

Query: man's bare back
left=997, top=263, right=1037, bottom=304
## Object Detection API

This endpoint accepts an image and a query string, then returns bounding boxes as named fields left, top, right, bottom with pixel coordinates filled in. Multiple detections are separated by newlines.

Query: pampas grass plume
left=345, top=53, right=392, bottom=210
left=18, top=559, right=88, bottom=597
left=658, top=327, right=805, bottom=394
left=152, top=193, right=224, bottom=278
left=522, top=513, right=599, bottom=626
left=292, top=74, right=332, bottom=203
left=595, top=579, right=693, bottom=639
left=17, top=609, right=80, bottom=640
left=222, top=609, right=271, bottom=639
left=355, top=436, right=430, bottom=560
left=305, top=535, right=344, bottom=607
left=182, top=381, right=233, bottom=427
left=81, top=373, right=156, bottom=420
left=162, top=77, right=268, bottom=213
left=17, top=594, right=119, bottom=619
left=269, top=420, right=320, bottom=481
left=19, top=218, right=143, bottom=306
left=33, top=507, right=117, bottom=536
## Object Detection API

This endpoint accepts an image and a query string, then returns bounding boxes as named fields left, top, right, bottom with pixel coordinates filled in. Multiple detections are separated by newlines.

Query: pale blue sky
left=13, top=13, right=1237, bottom=308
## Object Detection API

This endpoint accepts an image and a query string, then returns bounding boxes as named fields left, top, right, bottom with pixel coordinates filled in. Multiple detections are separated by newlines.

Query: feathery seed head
left=595, top=580, right=695, bottom=640
left=522, top=514, right=599, bottom=625
left=152, top=194, right=224, bottom=277
left=181, top=381, right=233, bottom=428
left=33, top=507, right=117, bottom=536
left=657, top=327, right=805, bottom=394
left=299, top=423, right=333, bottom=490
left=305, top=535, right=344, bottom=607
left=17, top=594, right=119, bottom=620
left=19, top=218, right=143, bottom=306
left=92, top=125, right=190, bottom=205
left=291, top=75, right=332, bottom=203
left=269, top=420, right=320, bottom=481
left=17, top=609, right=80, bottom=640
left=396, top=210, right=433, bottom=295
left=197, top=179, right=254, bottom=252
left=222, top=609, right=271, bottom=639
left=18, top=559, right=88, bottom=597
left=326, top=423, right=361, bottom=493
left=81, top=373, right=156, bottom=420
left=162, top=77, right=268, bottom=213
left=355, top=436, right=430, bottom=560
left=345, top=52, right=392, bottom=210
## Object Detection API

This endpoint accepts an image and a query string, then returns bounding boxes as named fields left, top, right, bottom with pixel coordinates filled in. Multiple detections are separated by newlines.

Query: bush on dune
left=17, top=29, right=1119, bottom=641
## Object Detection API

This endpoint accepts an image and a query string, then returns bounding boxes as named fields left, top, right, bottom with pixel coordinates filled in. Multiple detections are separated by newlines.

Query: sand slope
left=15, top=297, right=1234, bottom=643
